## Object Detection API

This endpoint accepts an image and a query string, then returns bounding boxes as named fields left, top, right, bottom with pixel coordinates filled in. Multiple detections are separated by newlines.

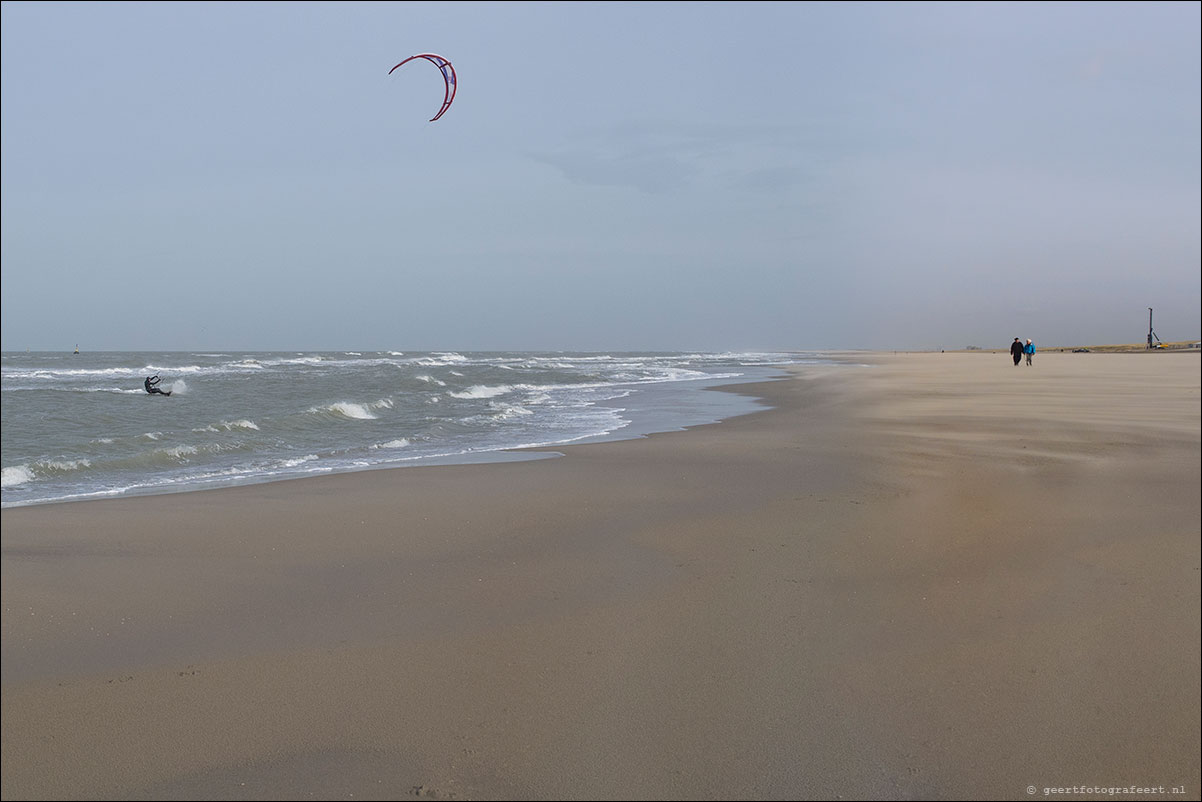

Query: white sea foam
left=269, top=356, right=331, bottom=367
left=449, top=384, right=511, bottom=399
left=85, top=386, right=137, bottom=394
left=40, top=459, right=92, bottom=473
left=194, top=419, right=260, bottom=433
left=489, top=402, right=534, bottom=419
left=144, top=364, right=207, bottom=375
left=416, top=357, right=458, bottom=367
left=373, top=438, right=411, bottom=449
left=314, top=402, right=378, bottom=420
left=277, top=454, right=319, bottom=468
left=2, top=459, right=93, bottom=487
left=39, top=367, right=134, bottom=378
left=38, top=385, right=147, bottom=394
left=2, top=465, right=35, bottom=487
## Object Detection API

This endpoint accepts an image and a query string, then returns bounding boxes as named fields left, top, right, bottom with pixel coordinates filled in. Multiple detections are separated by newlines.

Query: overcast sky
left=2, top=1, right=1199, bottom=352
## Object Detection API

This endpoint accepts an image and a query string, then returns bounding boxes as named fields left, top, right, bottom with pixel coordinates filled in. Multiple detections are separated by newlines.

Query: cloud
left=534, top=146, right=697, bottom=194
left=530, top=122, right=827, bottom=196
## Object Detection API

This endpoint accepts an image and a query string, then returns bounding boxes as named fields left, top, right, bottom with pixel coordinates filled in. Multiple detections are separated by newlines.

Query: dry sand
left=2, top=350, right=1199, bottom=801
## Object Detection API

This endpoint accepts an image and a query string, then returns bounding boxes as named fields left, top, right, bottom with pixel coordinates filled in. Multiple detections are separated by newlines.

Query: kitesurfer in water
left=144, top=375, right=171, bottom=396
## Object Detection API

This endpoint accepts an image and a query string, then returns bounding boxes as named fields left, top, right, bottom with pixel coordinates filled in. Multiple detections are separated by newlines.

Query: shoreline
left=3, top=351, right=1199, bottom=800
left=0, top=359, right=797, bottom=511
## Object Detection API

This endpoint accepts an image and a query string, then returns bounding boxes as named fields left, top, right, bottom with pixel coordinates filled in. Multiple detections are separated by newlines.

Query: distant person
left=1010, top=337, right=1024, bottom=366
left=1024, top=339, right=1035, bottom=366
left=144, top=375, right=171, bottom=396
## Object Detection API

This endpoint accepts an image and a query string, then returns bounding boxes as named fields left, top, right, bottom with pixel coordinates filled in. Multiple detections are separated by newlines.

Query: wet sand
left=3, top=350, right=1199, bottom=800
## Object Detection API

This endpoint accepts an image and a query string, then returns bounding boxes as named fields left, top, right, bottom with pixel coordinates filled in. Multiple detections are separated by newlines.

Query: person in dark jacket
left=1010, top=338, right=1024, bottom=366
left=144, top=375, right=171, bottom=396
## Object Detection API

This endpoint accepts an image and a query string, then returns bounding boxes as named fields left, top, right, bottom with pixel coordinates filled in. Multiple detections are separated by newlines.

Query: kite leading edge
left=389, top=53, right=456, bottom=122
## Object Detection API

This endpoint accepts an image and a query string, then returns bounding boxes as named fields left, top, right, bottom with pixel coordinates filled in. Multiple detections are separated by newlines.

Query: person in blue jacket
left=1023, top=339, right=1036, bottom=366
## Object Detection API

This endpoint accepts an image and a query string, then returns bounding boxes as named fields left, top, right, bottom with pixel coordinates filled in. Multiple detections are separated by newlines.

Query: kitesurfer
left=144, top=375, right=171, bottom=396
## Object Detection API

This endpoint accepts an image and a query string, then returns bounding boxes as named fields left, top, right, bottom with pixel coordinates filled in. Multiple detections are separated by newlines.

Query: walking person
left=1024, top=339, right=1036, bottom=366
left=1010, top=337, right=1024, bottom=366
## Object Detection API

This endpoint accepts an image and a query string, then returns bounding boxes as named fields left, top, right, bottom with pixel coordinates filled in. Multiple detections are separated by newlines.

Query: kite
left=389, top=53, right=457, bottom=122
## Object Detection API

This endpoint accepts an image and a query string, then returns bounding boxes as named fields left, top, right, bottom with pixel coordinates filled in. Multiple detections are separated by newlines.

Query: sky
left=2, top=1, right=1199, bottom=352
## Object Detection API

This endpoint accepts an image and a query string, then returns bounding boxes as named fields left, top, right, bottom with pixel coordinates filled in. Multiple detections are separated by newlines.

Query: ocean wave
left=1, top=360, right=268, bottom=382
left=1, top=383, right=181, bottom=395
left=372, top=438, right=411, bottom=449
left=194, top=419, right=260, bottom=433
left=3, top=350, right=814, bottom=508
left=76, top=386, right=146, bottom=394
left=448, top=384, right=512, bottom=399
left=143, top=364, right=207, bottom=375
left=2, top=465, right=36, bottom=487
left=41, top=458, right=92, bottom=473
left=414, top=352, right=468, bottom=366
left=276, top=454, right=320, bottom=469
left=310, top=401, right=379, bottom=420
left=261, top=355, right=334, bottom=367
left=488, top=402, right=534, bottom=420
left=1, top=458, right=92, bottom=488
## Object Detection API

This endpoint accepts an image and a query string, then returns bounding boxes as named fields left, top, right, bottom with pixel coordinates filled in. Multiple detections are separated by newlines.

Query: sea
left=2, top=350, right=834, bottom=509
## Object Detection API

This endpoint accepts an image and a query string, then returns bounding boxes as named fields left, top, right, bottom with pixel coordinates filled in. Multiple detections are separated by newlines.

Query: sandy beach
left=2, top=350, right=1199, bottom=801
